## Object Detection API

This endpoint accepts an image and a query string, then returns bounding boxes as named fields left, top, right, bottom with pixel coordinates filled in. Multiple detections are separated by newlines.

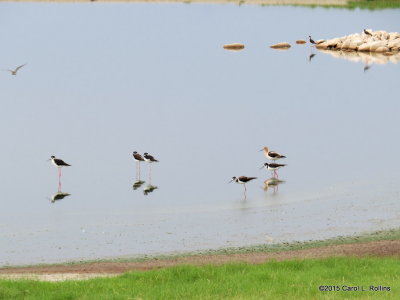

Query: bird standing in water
left=143, top=152, right=159, bottom=182
left=260, top=146, right=286, bottom=161
left=229, top=176, right=257, bottom=192
left=309, top=36, right=316, bottom=45
left=260, top=163, right=286, bottom=178
left=133, top=151, right=145, bottom=179
left=48, top=156, right=71, bottom=181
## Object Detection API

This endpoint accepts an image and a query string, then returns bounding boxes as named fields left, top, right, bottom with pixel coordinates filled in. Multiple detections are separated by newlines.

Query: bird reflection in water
left=309, top=53, right=316, bottom=62
left=143, top=184, right=158, bottom=196
left=50, top=191, right=71, bottom=203
left=263, top=177, right=285, bottom=194
left=133, top=180, right=146, bottom=190
left=49, top=180, right=70, bottom=203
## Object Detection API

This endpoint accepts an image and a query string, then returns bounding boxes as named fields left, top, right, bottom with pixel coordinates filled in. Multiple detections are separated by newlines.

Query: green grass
left=347, top=0, right=400, bottom=9
left=1, top=257, right=399, bottom=299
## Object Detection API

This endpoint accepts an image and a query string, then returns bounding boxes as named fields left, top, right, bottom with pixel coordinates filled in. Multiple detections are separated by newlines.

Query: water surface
left=0, top=3, right=399, bottom=265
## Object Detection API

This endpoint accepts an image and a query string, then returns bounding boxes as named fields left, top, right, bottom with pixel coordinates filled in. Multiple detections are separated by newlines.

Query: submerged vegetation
left=1, top=257, right=399, bottom=299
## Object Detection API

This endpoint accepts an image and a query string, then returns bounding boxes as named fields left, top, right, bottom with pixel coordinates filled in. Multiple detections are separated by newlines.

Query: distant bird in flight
left=2, top=63, right=27, bottom=75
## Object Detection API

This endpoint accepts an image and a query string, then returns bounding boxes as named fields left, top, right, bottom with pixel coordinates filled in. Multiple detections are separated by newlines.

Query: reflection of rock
left=133, top=180, right=145, bottom=190
left=270, top=42, right=291, bottom=49
left=50, top=192, right=71, bottom=203
left=143, top=184, right=158, bottom=196
left=223, top=43, right=245, bottom=50
left=317, top=49, right=400, bottom=65
left=316, top=30, right=400, bottom=53
left=263, top=178, right=285, bottom=192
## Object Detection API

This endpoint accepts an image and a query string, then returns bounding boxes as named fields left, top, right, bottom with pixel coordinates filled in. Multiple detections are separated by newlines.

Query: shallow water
left=0, top=3, right=399, bottom=266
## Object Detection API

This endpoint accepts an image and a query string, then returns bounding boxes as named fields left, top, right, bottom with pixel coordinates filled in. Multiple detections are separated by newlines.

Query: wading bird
left=309, top=36, right=316, bottom=45
left=259, top=146, right=286, bottom=161
left=260, top=163, right=286, bottom=178
left=2, top=63, right=27, bottom=75
left=133, top=151, right=145, bottom=179
left=229, top=176, right=257, bottom=192
left=143, top=152, right=159, bottom=182
left=48, top=156, right=71, bottom=179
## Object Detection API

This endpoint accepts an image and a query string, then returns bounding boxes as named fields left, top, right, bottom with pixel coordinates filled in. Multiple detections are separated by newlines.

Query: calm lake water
left=0, top=3, right=399, bottom=266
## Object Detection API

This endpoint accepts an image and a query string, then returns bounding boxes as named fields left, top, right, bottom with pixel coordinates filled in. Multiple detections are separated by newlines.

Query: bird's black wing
left=54, top=158, right=71, bottom=166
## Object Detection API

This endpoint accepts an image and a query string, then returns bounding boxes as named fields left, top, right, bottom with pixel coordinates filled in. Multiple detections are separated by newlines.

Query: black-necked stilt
left=229, top=176, right=257, bottom=192
left=263, top=177, right=285, bottom=193
left=2, top=63, right=27, bottom=75
left=308, top=36, right=316, bottom=45
left=260, top=146, right=286, bottom=161
left=48, top=156, right=71, bottom=179
left=143, top=153, right=158, bottom=182
left=260, top=163, right=286, bottom=178
left=143, top=153, right=159, bottom=163
left=133, top=151, right=145, bottom=179
left=364, top=29, right=373, bottom=36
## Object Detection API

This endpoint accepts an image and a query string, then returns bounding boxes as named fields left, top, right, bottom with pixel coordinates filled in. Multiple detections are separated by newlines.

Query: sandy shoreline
left=0, top=0, right=350, bottom=5
left=1, top=239, right=399, bottom=281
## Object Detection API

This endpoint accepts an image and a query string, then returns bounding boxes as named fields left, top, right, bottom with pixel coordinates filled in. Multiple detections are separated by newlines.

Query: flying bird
left=2, top=63, right=27, bottom=75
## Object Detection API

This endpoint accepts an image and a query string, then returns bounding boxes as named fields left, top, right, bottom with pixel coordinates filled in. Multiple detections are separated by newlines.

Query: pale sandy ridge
left=1, top=240, right=399, bottom=281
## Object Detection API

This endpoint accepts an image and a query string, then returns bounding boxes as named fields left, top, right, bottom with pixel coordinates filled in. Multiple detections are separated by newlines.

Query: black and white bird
left=260, top=146, right=286, bottom=161
left=260, top=163, right=286, bottom=178
left=143, top=152, right=159, bottom=163
left=133, top=151, right=145, bottom=179
left=229, top=176, right=257, bottom=192
left=364, top=29, right=373, bottom=36
left=2, top=63, right=27, bottom=75
left=48, top=156, right=71, bottom=178
left=309, top=36, right=316, bottom=45
left=143, top=152, right=158, bottom=182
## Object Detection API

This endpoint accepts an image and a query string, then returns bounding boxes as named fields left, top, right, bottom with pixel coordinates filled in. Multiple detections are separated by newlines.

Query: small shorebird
left=260, top=146, right=286, bottom=161
left=309, top=36, right=316, bottom=45
left=2, top=63, right=27, bottom=75
left=143, top=152, right=159, bottom=163
left=260, top=163, right=286, bottom=178
left=364, top=29, right=373, bottom=36
left=229, top=176, right=257, bottom=192
left=133, top=151, right=145, bottom=179
left=48, top=156, right=71, bottom=178
left=143, top=152, right=158, bottom=182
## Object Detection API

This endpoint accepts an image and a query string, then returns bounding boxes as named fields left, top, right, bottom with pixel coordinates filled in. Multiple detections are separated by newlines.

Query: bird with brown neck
left=260, top=146, right=286, bottom=161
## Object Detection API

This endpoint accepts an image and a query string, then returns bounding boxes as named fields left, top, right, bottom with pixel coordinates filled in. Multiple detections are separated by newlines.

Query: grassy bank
left=0, top=257, right=399, bottom=299
left=348, top=0, right=400, bottom=9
